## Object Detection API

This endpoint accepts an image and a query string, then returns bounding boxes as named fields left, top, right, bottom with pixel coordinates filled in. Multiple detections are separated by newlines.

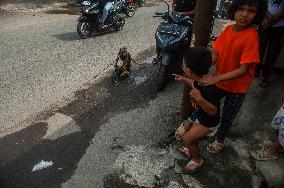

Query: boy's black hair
left=183, top=47, right=212, bottom=76
left=228, top=0, right=267, bottom=25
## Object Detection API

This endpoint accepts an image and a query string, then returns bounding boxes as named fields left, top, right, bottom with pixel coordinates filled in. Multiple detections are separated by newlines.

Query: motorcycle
left=153, top=0, right=193, bottom=91
left=121, top=0, right=135, bottom=17
left=77, top=0, right=126, bottom=39
left=135, top=0, right=145, bottom=7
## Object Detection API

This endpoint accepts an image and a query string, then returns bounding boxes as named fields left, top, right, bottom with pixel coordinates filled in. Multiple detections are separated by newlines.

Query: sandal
left=250, top=149, right=278, bottom=161
left=258, top=79, right=268, bottom=87
left=206, top=140, right=224, bottom=154
left=175, top=120, right=192, bottom=141
left=179, top=146, right=191, bottom=158
left=184, top=159, right=204, bottom=174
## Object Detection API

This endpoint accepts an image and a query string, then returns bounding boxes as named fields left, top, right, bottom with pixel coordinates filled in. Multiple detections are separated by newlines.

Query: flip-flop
left=179, top=146, right=191, bottom=159
left=175, top=120, right=191, bottom=141
left=184, top=159, right=204, bottom=174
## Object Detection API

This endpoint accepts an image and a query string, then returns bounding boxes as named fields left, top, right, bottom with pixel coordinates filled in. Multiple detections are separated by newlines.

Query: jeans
left=215, top=88, right=246, bottom=140
left=102, top=2, right=114, bottom=24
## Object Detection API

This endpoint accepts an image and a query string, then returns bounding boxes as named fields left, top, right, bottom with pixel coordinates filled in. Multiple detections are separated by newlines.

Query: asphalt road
left=1, top=2, right=284, bottom=188
left=0, top=2, right=163, bottom=133
left=1, top=50, right=273, bottom=188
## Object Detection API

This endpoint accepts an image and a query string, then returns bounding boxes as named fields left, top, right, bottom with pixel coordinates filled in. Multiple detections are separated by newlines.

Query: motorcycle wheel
left=138, top=0, right=145, bottom=7
left=157, top=63, right=169, bottom=92
left=126, top=8, right=135, bottom=17
left=77, top=20, right=93, bottom=39
left=113, top=16, right=125, bottom=31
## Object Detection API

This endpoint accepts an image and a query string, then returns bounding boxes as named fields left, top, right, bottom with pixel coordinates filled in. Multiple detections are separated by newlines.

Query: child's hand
left=190, top=83, right=202, bottom=102
left=200, top=74, right=219, bottom=86
left=172, top=74, right=184, bottom=81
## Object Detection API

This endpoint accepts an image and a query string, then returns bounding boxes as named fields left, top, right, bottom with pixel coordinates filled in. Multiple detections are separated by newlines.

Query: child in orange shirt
left=200, top=0, right=266, bottom=154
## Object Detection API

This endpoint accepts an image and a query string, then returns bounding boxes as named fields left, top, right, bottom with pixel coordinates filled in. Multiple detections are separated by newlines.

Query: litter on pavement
left=32, top=160, right=54, bottom=172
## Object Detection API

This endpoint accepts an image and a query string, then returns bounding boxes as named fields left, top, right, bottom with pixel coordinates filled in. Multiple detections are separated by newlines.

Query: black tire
left=138, top=0, right=145, bottom=7
left=157, top=63, right=169, bottom=92
left=77, top=20, right=93, bottom=39
left=113, top=16, right=125, bottom=31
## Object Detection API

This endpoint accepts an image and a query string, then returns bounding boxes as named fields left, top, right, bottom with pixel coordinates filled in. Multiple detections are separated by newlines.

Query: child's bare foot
left=267, top=140, right=282, bottom=155
left=250, top=149, right=278, bottom=161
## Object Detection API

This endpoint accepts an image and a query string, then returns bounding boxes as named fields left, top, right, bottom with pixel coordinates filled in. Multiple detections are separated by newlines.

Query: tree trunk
left=179, top=0, right=217, bottom=118
left=193, top=0, right=217, bottom=47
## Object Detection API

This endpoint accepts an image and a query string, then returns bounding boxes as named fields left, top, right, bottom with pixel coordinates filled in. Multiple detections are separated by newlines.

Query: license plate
left=82, top=1, right=91, bottom=5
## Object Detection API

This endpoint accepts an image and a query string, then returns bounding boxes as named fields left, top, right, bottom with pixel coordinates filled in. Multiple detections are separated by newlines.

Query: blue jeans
left=215, top=88, right=246, bottom=140
left=102, top=2, right=114, bottom=24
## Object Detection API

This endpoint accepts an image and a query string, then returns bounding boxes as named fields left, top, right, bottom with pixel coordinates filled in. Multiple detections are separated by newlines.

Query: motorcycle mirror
left=161, top=0, right=169, bottom=12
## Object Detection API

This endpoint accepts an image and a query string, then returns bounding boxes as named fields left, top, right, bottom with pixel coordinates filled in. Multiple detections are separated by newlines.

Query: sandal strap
left=180, top=147, right=190, bottom=156
left=210, top=141, right=224, bottom=149
left=186, top=159, right=204, bottom=169
left=207, top=141, right=224, bottom=153
left=188, top=160, right=198, bottom=166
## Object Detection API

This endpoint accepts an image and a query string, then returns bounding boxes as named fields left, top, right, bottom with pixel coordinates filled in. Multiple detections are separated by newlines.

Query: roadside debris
left=32, top=160, right=53, bottom=172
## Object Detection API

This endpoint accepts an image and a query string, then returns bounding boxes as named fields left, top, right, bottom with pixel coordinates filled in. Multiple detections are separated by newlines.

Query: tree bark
left=193, top=0, right=217, bottom=47
left=179, top=0, right=217, bottom=118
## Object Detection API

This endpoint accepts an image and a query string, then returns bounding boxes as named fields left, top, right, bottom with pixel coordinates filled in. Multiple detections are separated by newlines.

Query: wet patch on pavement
left=51, top=32, right=81, bottom=42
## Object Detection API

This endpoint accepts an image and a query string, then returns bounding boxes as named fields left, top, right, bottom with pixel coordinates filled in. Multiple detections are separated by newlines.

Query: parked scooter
left=134, top=0, right=145, bottom=8
left=153, top=0, right=193, bottom=91
left=77, top=0, right=126, bottom=39
left=121, top=0, right=135, bottom=17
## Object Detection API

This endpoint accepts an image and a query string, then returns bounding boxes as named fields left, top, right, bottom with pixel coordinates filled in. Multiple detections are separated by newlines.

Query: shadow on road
left=51, top=32, right=80, bottom=41
left=44, top=6, right=80, bottom=15
left=52, top=29, right=118, bottom=41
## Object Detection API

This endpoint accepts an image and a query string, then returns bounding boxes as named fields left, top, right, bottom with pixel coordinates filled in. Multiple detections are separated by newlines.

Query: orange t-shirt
left=212, top=24, right=260, bottom=93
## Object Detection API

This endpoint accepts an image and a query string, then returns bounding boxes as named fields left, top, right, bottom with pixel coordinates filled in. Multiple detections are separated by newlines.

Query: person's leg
left=101, top=2, right=113, bottom=24
left=183, top=123, right=211, bottom=167
left=260, top=26, right=284, bottom=85
left=255, top=26, right=268, bottom=77
left=215, top=92, right=246, bottom=143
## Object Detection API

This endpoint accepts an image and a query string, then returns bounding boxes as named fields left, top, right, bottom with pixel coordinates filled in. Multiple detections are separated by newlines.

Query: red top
left=212, top=24, right=260, bottom=93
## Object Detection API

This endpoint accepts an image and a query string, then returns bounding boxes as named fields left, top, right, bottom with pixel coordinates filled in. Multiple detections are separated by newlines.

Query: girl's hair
left=183, top=47, right=212, bottom=76
left=228, top=0, right=267, bottom=25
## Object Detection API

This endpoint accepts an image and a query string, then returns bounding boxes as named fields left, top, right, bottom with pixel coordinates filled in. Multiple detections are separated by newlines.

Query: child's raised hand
left=190, top=83, right=202, bottom=102
left=172, top=74, right=184, bottom=82
left=200, top=74, right=219, bottom=86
